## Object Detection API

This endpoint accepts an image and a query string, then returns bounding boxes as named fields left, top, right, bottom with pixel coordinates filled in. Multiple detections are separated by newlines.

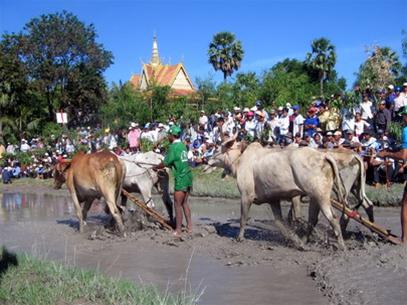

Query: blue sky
left=1, top=0, right=406, bottom=88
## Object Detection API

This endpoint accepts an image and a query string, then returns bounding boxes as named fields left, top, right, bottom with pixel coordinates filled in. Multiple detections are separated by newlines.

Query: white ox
left=120, top=152, right=173, bottom=222
left=289, top=149, right=374, bottom=233
left=205, top=139, right=348, bottom=250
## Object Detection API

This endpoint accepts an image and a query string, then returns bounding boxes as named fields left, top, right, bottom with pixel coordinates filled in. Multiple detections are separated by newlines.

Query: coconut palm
left=208, top=32, right=244, bottom=82
left=306, top=38, right=336, bottom=96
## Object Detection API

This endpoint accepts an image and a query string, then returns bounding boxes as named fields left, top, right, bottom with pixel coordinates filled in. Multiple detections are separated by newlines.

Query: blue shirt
left=304, top=116, right=319, bottom=136
left=402, top=126, right=407, bottom=149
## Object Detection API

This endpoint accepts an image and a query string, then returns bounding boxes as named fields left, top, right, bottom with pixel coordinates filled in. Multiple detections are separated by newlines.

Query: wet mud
left=0, top=191, right=406, bottom=305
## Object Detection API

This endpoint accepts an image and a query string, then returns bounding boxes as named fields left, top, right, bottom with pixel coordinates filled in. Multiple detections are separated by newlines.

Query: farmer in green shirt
left=155, top=125, right=193, bottom=236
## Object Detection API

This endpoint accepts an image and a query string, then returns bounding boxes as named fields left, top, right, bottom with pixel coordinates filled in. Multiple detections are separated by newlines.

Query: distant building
left=130, top=36, right=195, bottom=96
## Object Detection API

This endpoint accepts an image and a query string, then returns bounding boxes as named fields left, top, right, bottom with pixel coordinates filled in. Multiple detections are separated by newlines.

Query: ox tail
left=115, top=159, right=127, bottom=212
left=354, top=154, right=375, bottom=222
left=325, top=155, right=348, bottom=214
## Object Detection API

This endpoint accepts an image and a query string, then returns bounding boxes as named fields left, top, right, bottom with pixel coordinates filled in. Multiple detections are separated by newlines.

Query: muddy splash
left=1, top=191, right=406, bottom=305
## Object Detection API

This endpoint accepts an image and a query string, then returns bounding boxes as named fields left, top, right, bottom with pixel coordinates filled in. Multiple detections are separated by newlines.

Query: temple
left=130, top=36, right=196, bottom=96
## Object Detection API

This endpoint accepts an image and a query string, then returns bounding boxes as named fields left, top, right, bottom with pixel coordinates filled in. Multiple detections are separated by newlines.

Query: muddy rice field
left=0, top=186, right=406, bottom=305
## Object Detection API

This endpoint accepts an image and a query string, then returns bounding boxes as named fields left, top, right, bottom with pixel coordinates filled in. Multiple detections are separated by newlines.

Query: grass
left=0, top=169, right=403, bottom=206
left=0, top=247, right=201, bottom=305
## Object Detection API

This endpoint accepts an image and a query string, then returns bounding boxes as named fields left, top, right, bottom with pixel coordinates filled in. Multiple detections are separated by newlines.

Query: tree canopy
left=0, top=10, right=113, bottom=138
left=208, top=32, right=244, bottom=82
left=306, top=38, right=337, bottom=96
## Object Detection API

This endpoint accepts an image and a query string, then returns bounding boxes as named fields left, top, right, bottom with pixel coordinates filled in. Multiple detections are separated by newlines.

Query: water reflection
left=0, top=192, right=72, bottom=223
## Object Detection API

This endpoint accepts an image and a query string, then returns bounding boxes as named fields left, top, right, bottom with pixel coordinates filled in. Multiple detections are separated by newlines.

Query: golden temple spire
left=151, top=34, right=160, bottom=67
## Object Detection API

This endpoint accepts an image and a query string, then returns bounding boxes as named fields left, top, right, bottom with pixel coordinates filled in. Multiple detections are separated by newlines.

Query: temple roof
left=130, top=36, right=195, bottom=96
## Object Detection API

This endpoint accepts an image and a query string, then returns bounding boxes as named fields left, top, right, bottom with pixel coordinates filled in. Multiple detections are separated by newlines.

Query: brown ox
left=53, top=150, right=126, bottom=233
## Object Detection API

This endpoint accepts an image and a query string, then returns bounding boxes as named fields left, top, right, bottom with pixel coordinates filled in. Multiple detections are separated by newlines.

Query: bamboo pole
left=122, top=189, right=173, bottom=231
left=331, top=199, right=401, bottom=245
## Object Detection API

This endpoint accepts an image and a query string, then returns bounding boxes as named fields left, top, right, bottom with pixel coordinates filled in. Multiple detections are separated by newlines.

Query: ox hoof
left=236, top=236, right=245, bottom=242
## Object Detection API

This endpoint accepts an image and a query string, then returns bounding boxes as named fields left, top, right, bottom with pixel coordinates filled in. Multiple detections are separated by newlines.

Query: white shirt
left=293, top=114, right=305, bottom=137
left=245, top=120, right=257, bottom=138
left=20, top=143, right=30, bottom=152
left=360, top=101, right=373, bottom=120
left=199, top=115, right=208, bottom=127
left=278, top=115, right=290, bottom=135
left=395, top=93, right=407, bottom=112
left=354, top=120, right=370, bottom=137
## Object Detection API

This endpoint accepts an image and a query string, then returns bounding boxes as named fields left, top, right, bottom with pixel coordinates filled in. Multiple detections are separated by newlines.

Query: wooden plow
left=121, top=189, right=173, bottom=231
left=331, top=199, right=401, bottom=245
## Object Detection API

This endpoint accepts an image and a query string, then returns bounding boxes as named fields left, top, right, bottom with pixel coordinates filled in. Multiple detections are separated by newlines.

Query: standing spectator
left=267, top=109, right=279, bottom=142
left=245, top=112, right=257, bottom=140
left=277, top=108, right=290, bottom=142
left=255, top=111, right=267, bottom=141
left=354, top=112, right=370, bottom=138
left=395, top=82, right=407, bottom=113
left=360, top=94, right=374, bottom=123
left=374, top=101, right=392, bottom=132
left=290, top=105, right=304, bottom=137
left=198, top=110, right=208, bottom=130
left=128, top=122, right=141, bottom=153
left=256, top=100, right=269, bottom=120
left=6, top=142, right=15, bottom=154
left=20, top=139, right=30, bottom=152
left=304, top=107, right=319, bottom=137
left=0, top=141, right=5, bottom=160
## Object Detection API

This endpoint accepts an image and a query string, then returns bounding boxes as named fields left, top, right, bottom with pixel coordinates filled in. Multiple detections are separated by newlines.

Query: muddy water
left=0, top=191, right=331, bottom=305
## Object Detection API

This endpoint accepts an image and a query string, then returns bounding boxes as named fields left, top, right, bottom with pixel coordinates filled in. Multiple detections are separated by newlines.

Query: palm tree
left=306, top=38, right=336, bottom=96
left=208, top=32, right=244, bottom=82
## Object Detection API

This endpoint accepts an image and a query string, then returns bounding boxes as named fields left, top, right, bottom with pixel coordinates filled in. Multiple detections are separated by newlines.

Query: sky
left=0, top=0, right=406, bottom=88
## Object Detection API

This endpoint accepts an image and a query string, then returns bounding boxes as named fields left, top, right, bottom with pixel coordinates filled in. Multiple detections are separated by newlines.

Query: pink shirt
left=128, top=129, right=141, bottom=148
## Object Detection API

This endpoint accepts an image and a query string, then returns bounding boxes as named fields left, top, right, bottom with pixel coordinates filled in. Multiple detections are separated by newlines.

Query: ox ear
left=58, top=160, right=72, bottom=172
left=222, top=137, right=236, bottom=151
left=240, top=140, right=248, bottom=153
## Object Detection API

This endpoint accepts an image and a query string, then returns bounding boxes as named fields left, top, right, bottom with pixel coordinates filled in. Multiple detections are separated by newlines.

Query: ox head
left=203, top=134, right=246, bottom=175
left=53, top=160, right=71, bottom=189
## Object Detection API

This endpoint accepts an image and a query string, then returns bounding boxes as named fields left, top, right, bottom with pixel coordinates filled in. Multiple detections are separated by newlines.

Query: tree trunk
left=47, top=90, right=54, bottom=121
left=223, top=72, right=227, bottom=83
left=0, top=120, right=3, bottom=144
left=320, top=71, right=326, bottom=97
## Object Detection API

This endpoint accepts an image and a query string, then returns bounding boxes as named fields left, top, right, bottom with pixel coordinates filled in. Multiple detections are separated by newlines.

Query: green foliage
left=389, top=121, right=402, bottom=142
left=306, top=37, right=337, bottom=96
left=356, top=45, right=401, bottom=90
left=40, top=122, right=64, bottom=140
left=101, top=82, right=150, bottom=128
left=0, top=10, right=113, bottom=131
left=208, top=32, right=244, bottom=82
left=140, top=138, right=154, bottom=153
left=231, top=72, right=260, bottom=107
left=260, top=59, right=319, bottom=108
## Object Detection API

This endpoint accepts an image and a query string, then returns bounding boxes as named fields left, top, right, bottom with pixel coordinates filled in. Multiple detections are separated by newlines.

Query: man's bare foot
left=172, top=231, right=182, bottom=237
left=187, top=227, right=193, bottom=234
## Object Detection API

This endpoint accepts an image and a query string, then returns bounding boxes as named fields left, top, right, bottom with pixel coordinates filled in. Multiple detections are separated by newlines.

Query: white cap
left=403, top=82, right=407, bottom=87
left=388, top=84, right=394, bottom=90
left=334, top=131, right=342, bottom=136
left=233, top=106, right=241, bottom=112
left=168, top=121, right=174, bottom=126
left=130, top=122, right=137, bottom=128
left=286, top=102, right=292, bottom=108
left=21, top=139, right=26, bottom=142
left=250, top=106, right=257, bottom=111
left=158, top=123, right=164, bottom=128
left=243, top=107, right=250, bottom=113
left=278, top=106, right=283, bottom=111
left=44, top=152, right=49, bottom=156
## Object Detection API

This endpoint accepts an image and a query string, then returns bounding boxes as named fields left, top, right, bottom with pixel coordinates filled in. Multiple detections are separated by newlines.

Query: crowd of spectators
left=1, top=82, right=407, bottom=187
